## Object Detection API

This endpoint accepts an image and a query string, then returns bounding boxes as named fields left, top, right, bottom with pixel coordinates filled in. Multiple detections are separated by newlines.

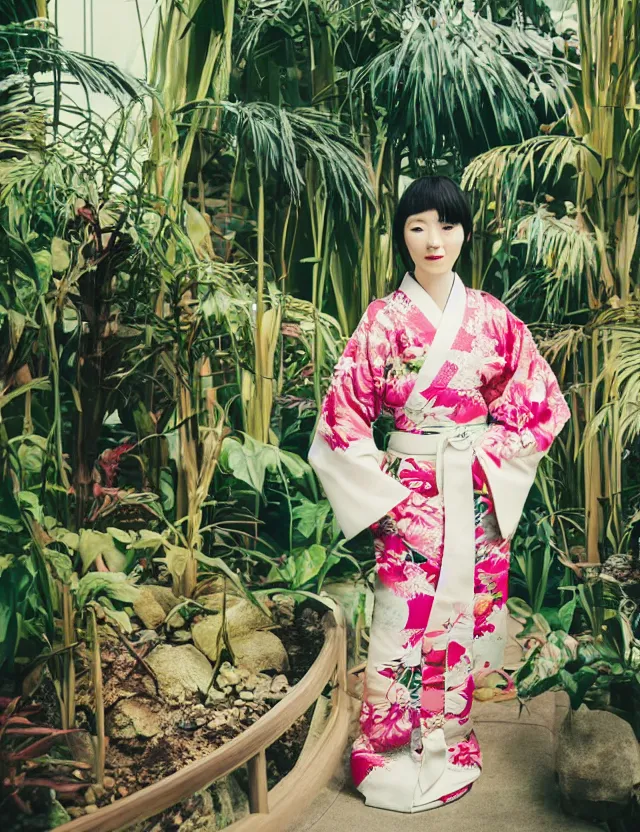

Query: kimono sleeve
left=307, top=303, right=412, bottom=541
left=473, top=309, right=571, bottom=541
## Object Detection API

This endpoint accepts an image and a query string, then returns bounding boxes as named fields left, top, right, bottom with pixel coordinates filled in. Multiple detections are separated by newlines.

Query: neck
left=412, top=269, right=455, bottom=311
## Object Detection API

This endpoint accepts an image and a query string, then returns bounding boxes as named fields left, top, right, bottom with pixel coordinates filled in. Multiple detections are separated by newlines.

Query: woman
left=307, top=176, right=570, bottom=813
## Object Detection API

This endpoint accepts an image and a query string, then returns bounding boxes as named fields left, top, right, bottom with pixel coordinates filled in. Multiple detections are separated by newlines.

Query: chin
left=417, top=262, right=451, bottom=275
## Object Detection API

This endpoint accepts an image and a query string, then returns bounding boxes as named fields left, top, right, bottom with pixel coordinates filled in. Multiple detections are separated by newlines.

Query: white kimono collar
left=400, top=271, right=468, bottom=411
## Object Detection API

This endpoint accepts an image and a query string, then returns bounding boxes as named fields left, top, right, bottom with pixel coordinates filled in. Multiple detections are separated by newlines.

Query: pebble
left=84, top=787, right=97, bottom=804
left=205, top=688, right=226, bottom=706
left=103, top=776, right=116, bottom=790
left=242, top=675, right=258, bottom=691
left=233, top=698, right=245, bottom=706
left=169, top=630, right=192, bottom=643
left=239, top=691, right=254, bottom=701
left=195, top=717, right=207, bottom=727
left=118, top=786, right=129, bottom=797
left=270, top=674, right=289, bottom=693
left=84, top=805, right=99, bottom=814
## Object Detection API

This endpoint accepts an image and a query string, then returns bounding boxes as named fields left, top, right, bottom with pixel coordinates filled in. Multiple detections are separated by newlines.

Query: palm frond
left=504, top=205, right=599, bottom=317
left=27, top=46, right=151, bottom=104
left=0, top=72, right=45, bottom=159
left=462, top=135, right=600, bottom=206
left=179, top=100, right=374, bottom=210
left=586, top=316, right=640, bottom=449
left=236, top=0, right=308, bottom=61
left=352, top=3, right=574, bottom=160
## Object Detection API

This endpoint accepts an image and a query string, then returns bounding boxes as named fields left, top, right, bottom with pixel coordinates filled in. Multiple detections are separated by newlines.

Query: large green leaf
left=292, top=498, right=332, bottom=540
left=77, top=530, right=126, bottom=574
left=267, top=544, right=328, bottom=590
left=75, top=572, right=140, bottom=609
left=220, top=434, right=312, bottom=493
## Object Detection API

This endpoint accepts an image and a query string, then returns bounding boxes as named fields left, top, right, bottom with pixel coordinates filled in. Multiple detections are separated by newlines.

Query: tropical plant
left=509, top=575, right=640, bottom=736
left=462, top=0, right=640, bottom=564
left=0, top=695, right=88, bottom=817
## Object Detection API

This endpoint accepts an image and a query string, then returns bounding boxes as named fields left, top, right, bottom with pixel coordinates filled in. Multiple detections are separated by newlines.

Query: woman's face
left=403, top=210, right=466, bottom=279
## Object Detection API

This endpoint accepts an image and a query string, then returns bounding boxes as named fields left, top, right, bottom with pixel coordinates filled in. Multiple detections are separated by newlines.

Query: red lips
left=425, top=255, right=444, bottom=260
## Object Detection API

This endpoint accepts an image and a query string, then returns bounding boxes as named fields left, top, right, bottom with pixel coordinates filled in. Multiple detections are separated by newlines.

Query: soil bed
left=4, top=600, right=327, bottom=832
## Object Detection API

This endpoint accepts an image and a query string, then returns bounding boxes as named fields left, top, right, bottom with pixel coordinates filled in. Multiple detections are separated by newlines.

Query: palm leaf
left=352, top=4, right=573, bottom=160
left=179, top=100, right=374, bottom=210
left=504, top=205, right=599, bottom=318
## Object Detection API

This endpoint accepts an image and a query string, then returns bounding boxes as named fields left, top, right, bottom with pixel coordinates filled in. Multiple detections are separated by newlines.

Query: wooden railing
left=56, top=606, right=349, bottom=832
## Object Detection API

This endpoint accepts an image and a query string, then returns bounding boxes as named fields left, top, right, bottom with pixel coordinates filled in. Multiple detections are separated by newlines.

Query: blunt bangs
left=392, top=176, right=473, bottom=273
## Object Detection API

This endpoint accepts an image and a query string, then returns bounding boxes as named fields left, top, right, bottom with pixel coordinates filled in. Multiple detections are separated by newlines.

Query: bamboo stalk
left=61, top=585, right=75, bottom=730
left=89, top=609, right=105, bottom=786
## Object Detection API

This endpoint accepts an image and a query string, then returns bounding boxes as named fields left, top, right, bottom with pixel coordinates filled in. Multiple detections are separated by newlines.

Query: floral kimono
left=308, top=273, right=570, bottom=813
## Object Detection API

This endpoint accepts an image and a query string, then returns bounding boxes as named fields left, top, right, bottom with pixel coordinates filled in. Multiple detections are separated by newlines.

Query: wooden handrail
left=230, top=683, right=351, bottom=832
left=57, top=607, right=348, bottom=832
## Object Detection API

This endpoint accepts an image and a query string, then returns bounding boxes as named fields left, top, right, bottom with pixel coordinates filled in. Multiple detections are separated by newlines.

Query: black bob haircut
left=392, top=176, right=473, bottom=274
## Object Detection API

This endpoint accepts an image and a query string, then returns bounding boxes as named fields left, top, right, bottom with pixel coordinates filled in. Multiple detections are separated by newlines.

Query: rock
left=271, top=593, right=296, bottom=627
left=66, top=729, right=95, bottom=765
left=270, top=674, right=290, bottom=693
left=84, top=786, right=97, bottom=804
left=192, top=601, right=274, bottom=662
left=191, top=616, right=223, bottom=661
left=169, top=629, right=193, bottom=644
left=232, top=631, right=289, bottom=674
left=198, top=592, right=242, bottom=613
left=240, top=674, right=258, bottom=691
left=238, top=691, right=254, bottom=701
left=205, top=689, right=226, bottom=707
left=106, top=697, right=162, bottom=739
left=135, top=629, right=160, bottom=644
left=227, top=599, right=273, bottom=637
left=166, top=607, right=188, bottom=630
left=251, top=673, right=275, bottom=701
left=145, top=644, right=213, bottom=702
left=217, top=662, right=241, bottom=688
left=133, top=589, right=167, bottom=630
left=212, top=772, right=249, bottom=827
left=556, top=706, right=640, bottom=815
left=84, top=805, right=98, bottom=815
left=197, top=576, right=243, bottom=597
left=146, top=585, right=181, bottom=613
left=103, top=776, right=115, bottom=790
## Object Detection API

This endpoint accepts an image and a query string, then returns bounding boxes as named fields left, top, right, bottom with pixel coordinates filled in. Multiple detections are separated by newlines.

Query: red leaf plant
left=0, top=696, right=90, bottom=814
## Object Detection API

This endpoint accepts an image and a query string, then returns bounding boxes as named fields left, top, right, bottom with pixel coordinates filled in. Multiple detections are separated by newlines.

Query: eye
left=442, top=224, right=455, bottom=231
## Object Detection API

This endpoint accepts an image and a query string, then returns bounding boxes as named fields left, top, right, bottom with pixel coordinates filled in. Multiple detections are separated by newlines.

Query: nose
left=425, top=234, right=442, bottom=250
